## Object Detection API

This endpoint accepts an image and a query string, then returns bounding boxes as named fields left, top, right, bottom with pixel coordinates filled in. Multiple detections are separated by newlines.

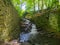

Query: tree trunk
left=41, top=0, right=43, bottom=10
left=38, top=0, right=40, bottom=12
left=33, top=0, right=35, bottom=13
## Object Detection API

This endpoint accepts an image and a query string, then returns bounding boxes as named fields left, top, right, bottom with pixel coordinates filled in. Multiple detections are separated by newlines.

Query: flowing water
left=3, top=18, right=60, bottom=45
left=30, top=24, right=38, bottom=34
left=20, top=18, right=60, bottom=45
left=20, top=18, right=38, bottom=43
left=3, top=18, right=38, bottom=45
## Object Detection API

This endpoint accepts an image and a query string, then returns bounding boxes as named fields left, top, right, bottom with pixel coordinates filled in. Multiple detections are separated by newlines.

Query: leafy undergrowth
left=29, top=30, right=60, bottom=45
left=31, top=12, right=60, bottom=39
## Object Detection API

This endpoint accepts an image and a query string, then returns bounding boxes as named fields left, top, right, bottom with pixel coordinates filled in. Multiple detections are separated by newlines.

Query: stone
left=0, top=0, right=20, bottom=42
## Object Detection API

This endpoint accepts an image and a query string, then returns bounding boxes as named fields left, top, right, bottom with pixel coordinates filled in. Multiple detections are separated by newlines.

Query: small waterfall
left=22, top=18, right=30, bottom=24
left=30, top=24, right=38, bottom=34
left=20, top=18, right=38, bottom=43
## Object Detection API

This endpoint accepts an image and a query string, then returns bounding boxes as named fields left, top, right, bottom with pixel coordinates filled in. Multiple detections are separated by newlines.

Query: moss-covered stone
left=31, top=13, right=49, bottom=31
left=0, top=0, right=20, bottom=42
left=31, top=12, right=60, bottom=38
left=49, top=13, right=58, bottom=32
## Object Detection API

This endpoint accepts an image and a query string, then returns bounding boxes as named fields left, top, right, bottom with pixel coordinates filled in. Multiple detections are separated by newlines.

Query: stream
left=19, top=18, right=60, bottom=45
left=3, top=18, right=60, bottom=45
left=20, top=18, right=38, bottom=44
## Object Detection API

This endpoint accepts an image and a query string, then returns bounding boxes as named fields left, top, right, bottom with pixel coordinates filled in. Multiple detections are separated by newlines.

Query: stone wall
left=0, top=0, right=20, bottom=42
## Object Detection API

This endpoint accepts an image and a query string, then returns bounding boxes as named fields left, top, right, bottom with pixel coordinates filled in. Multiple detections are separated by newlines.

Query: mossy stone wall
left=0, top=0, right=20, bottom=42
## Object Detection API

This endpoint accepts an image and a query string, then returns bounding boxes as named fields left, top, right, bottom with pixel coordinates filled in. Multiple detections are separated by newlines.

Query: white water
left=20, top=18, right=38, bottom=42
left=23, top=18, right=37, bottom=34
left=22, top=18, right=30, bottom=24
left=30, top=24, right=38, bottom=34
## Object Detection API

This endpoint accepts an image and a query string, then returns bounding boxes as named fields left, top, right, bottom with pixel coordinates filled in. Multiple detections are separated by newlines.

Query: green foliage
left=11, top=0, right=60, bottom=38
left=49, top=13, right=60, bottom=38
left=11, top=0, right=60, bottom=17
left=49, top=13, right=59, bottom=32
left=31, top=12, right=60, bottom=38
left=11, top=0, right=21, bottom=17
left=31, top=14, right=49, bottom=30
left=58, top=13, right=60, bottom=32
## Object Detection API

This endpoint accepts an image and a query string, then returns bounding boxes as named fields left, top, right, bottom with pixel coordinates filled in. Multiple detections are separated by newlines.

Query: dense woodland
left=0, top=0, right=60, bottom=45
left=11, top=0, right=60, bottom=16
left=11, top=0, right=60, bottom=38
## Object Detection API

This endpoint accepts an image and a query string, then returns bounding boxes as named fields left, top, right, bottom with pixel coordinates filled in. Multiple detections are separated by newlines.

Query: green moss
left=49, top=13, right=59, bottom=32
left=31, top=13, right=60, bottom=38
left=3, top=0, right=12, bottom=6
left=31, top=14, right=49, bottom=31
left=58, top=14, right=60, bottom=32
left=0, top=0, right=20, bottom=42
